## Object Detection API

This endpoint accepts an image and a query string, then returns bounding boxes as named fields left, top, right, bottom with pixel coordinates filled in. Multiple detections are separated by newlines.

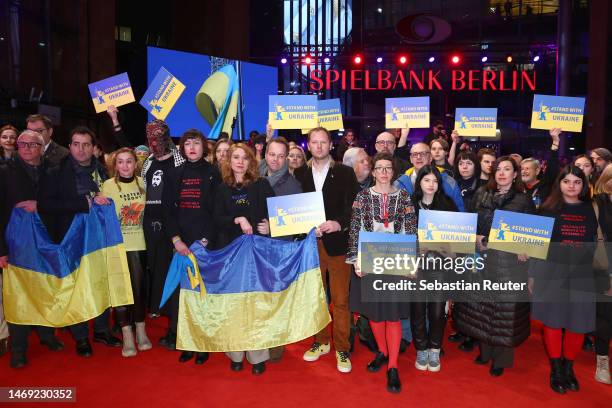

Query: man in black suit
left=294, top=127, right=359, bottom=374
left=0, top=130, right=64, bottom=368
left=25, top=114, right=69, bottom=167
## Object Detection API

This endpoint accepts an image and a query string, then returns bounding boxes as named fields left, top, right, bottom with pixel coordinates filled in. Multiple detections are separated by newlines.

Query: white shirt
left=43, top=141, right=52, bottom=154
left=312, top=157, right=331, bottom=192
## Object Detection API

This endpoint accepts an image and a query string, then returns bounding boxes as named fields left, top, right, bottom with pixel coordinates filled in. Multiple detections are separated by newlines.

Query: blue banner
left=531, top=94, right=586, bottom=132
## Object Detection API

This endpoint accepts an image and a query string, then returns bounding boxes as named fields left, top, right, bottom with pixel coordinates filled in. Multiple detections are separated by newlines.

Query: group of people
left=0, top=109, right=610, bottom=396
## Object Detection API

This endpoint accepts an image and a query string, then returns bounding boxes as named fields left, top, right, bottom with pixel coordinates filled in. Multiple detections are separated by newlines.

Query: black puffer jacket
left=454, top=186, right=535, bottom=348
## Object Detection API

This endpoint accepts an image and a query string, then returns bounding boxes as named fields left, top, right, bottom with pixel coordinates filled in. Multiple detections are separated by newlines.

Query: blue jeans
left=401, top=318, right=412, bottom=342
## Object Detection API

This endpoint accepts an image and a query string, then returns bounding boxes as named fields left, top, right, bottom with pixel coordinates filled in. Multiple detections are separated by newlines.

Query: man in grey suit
left=26, top=114, right=69, bottom=167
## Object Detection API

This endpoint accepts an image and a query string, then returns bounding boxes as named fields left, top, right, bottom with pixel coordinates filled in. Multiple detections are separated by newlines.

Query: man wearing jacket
left=394, top=143, right=465, bottom=212
left=25, top=114, right=69, bottom=167
left=39, top=126, right=121, bottom=358
left=0, top=130, right=64, bottom=368
left=295, top=127, right=359, bottom=374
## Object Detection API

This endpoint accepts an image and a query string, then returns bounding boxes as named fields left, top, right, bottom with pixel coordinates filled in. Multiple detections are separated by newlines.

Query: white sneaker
left=303, top=342, right=330, bottom=362
left=595, top=355, right=611, bottom=384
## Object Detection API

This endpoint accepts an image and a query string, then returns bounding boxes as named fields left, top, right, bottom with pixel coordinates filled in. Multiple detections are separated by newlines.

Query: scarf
left=71, top=156, right=107, bottom=196
left=259, top=159, right=289, bottom=188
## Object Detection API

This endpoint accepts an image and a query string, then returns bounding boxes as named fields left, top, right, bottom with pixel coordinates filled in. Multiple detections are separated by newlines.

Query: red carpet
left=1, top=318, right=610, bottom=407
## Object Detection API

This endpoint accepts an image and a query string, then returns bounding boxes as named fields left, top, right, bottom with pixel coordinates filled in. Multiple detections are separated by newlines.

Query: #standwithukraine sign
left=301, top=98, right=344, bottom=134
left=530, top=94, right=585, bottom=133
left=488, top=210, right=555, bottom=259
left=385, top=97, right=430, bottom=129
left=454, top=108, right=498, bottom=137
left=269, top=95, right=318, bottom=129
left=140, top=67, right=186, bottom=120
left=267, top=192, right=326, bottom=237
left=88, top=73, right=135, bottom=114
left=417, top=210, right=477, bottom=254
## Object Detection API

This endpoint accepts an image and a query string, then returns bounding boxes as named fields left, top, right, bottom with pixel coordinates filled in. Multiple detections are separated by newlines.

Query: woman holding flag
left=347, top=152, right=417, bottom=393
left=213, top=142, right=275, bottom=374
left=162, top=129, right=220, bottom=365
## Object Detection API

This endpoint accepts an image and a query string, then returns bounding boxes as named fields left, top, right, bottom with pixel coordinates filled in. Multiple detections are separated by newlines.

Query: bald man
left=394, top=143, right=465, bottom=211
left=374, top=131, right=410, bottom=180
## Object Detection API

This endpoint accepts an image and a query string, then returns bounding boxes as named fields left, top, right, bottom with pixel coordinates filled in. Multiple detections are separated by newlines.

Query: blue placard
left=140, top=67, right=186, bottom=120
left=417, top=210, right=477, bottom=254
left=88, top=73, right=135, bottom=113
left=488, top=210, right=555, bottom=259
left=385, top=97, right=430, bottom=128
left=531, top=94, right=585, bottom=133
left=267, top=192, right=326, bottom=237
left=454, top=108, right=498, bottom=137
left=358, top=231, right=417, bottom=276
left=269, top=95, right=319, bottom=129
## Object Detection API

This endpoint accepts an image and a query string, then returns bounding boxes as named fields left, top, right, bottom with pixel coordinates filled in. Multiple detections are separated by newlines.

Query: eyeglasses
left=374, top=166, right=393, bottom=173
left=410, top=151, right=430, bottom=159
left=17, top=141, right=42, bottom=149
left=375, top=140, right=395, bottom=146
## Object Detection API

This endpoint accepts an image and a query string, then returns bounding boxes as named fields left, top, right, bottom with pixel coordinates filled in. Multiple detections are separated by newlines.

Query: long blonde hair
left=110, top=148, right=144, bottom=193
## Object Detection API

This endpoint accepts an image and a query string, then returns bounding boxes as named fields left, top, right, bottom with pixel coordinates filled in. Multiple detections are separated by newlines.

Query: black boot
left=562, top=359, right=579, bottom=391
left=549, top=358, right=566, bottom=394
left=367, top=352, right=388, bottom=372
left=179, top=351, right=194, bottom=362
left=386, top=368, right=401, bottom=393
left=459, top=337, right=476, bottom=352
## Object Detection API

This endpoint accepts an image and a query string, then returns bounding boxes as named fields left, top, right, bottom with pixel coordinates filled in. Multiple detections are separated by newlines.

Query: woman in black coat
left=454, top=156, right=535, bottom=377
left=213, top=143, right=275, bottom=374
left=529, top=165, right=598, bottom=394
left=162, top=129, right=220, bottom=365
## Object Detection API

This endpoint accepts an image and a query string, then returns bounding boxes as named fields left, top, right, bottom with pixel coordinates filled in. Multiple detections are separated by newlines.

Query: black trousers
left=68, top=309, right=112, bottom=341
left=115, top=251, right=147, bottom=327
left=9, top=324, right=57, bottom=354
left=410, top=300, right=446, bottom=350
left=480, top=343, right=514, bottom=369
left=143, top=219, right=174, bottom=315
left=595, top=301, right=612, bottom=356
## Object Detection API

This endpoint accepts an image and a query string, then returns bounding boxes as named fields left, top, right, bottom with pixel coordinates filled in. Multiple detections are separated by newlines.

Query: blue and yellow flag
left=3, top=205, right=133, bottom=327
left=195, top=64, right=240, bottom=139
left=161, top=230, right=331, bottom=352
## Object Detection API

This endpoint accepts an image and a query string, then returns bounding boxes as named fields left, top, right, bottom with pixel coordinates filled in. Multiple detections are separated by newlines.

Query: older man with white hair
left=343, top=147, right=372, bottom=190
left=0, top=129, right=65, bottom=368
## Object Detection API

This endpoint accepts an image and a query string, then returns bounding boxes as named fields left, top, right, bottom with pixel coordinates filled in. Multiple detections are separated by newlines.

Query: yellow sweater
left=101, top=177, right=146, bottom=251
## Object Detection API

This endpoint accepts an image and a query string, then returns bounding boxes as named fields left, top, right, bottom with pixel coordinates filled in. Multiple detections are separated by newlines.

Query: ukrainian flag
left=195, top=64, right=239, bottom=139
left=161, top=230, right=331, bottom=352
left=3, top=205, right=133, bottom=327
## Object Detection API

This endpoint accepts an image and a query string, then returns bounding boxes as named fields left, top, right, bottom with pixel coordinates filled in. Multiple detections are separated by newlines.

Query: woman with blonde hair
left=101, top=147, right=151, bottom=357
left=213, top=143, right=275, bottom=374
left=593, top=164, right=612, bottom=384
left=287, top=145, right=306, bottom=174
left=213, top=139, right=232, bottom=168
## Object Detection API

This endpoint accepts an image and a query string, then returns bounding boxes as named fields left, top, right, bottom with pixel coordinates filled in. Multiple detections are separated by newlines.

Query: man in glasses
left=25, top=114, right=69, bottom=167
left=374, top=131, right=410, bottom=180
left=394, top=143, right=465, bottom=211
left=0, top=130, right=64, bottom=368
